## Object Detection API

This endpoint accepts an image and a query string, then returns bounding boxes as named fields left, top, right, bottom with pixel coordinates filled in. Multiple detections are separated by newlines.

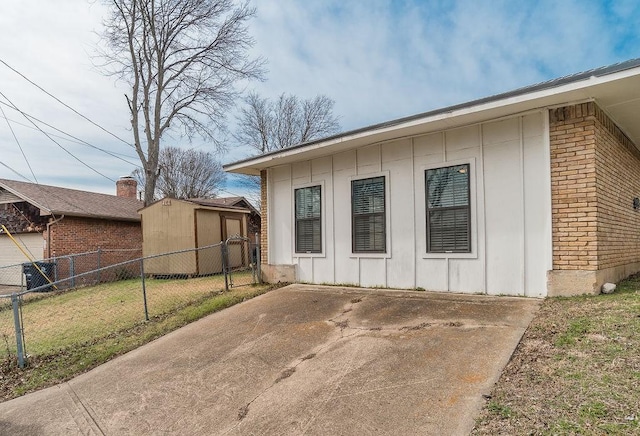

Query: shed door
left=0, top=233, right=43, bottom=286
left=222, top=217, right=244, bottom=269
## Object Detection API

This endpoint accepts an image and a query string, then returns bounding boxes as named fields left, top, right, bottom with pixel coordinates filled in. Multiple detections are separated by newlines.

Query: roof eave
left=48, top=210, right=141, bottom=222
left=224, top=63, right=640, bottom=175
left=0, top=182, right=51, bottom=214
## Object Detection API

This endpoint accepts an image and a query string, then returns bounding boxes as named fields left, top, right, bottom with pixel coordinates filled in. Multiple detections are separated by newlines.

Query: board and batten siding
left=267, top=111, right=552, bottom=297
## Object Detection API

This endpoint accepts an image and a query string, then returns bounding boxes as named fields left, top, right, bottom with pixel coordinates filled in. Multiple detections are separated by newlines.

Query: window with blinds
left=352, top=176, right=386, bottom=253
left=426, top=164, right=470, bottom=253
left=295, top=185, right=321, bottom=253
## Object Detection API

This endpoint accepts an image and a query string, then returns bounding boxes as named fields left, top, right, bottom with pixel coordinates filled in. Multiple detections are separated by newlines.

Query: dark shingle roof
left=189, top=197, right=259, bottom=214
left=0, top=178, right=143, bottom=221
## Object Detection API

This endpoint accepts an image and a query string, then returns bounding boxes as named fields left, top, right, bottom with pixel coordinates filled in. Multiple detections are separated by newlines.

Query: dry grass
left=473, top=276, right=640, bottom=435
left=1, top=274, right=243, bottom=357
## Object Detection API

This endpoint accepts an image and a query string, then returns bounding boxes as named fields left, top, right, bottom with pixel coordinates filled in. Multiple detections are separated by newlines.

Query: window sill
left=349, top=252, right=391, bottom=259
left=422, top=251, right=477, bottom=259
left=293, top=252, right=326, bottom=259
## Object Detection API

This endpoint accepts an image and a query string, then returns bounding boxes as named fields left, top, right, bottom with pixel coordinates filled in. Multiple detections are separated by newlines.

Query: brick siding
left=593, top=105, right=640, bottom=269
left=550, top=102, right=640, bottom=272
left=260, top=170, right=268, bottom=265
left=47, top=216, right=142, bottom=258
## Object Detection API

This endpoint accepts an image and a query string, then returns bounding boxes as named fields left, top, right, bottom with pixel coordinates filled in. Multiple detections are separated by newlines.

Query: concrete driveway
left=0, top=284, right=539, bottom=435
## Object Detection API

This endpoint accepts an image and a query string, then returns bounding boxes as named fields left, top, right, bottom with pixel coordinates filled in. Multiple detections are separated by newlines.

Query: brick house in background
left=0, top=177, right=142, bottom=280
left=225, top=59, right=640, bottom=297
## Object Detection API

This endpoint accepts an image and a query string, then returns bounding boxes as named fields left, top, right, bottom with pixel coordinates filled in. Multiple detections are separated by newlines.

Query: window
left=352, top=176, right=386, bottom=253
left=295, top=185, right=321, bottom=253
left=426, top=164, right=470, bottom=253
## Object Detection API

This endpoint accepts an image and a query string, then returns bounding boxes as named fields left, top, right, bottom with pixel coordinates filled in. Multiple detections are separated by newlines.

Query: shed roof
left=138, top=197, right=251, bottom=214
left=191, top=196, right=259, bottom=215
left=0, top=178, right=143, bottom=222
left=225, top=58, right=640, bottom=175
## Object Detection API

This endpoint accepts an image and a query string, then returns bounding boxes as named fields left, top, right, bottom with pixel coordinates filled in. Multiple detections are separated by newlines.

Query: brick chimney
left=116, top=176, right=137, bottom=198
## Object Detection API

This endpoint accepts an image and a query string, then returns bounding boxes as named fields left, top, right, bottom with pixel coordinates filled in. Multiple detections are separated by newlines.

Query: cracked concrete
left=0, top=284, right=540, bottom=435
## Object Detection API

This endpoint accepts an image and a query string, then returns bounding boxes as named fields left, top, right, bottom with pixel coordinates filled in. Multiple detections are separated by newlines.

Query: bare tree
left=132, top=146, right=226, bottom=199
left=233, top=92, right=340, bottom=208
left=235, top=92, right=341, bottom=154
left=99, top=0, right=264, bottom=205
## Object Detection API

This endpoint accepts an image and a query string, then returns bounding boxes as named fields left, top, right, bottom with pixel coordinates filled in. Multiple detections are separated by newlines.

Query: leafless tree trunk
left=235, top=92, right=340, bottom=154
left=99, top=0, right=264, bottom=205
left=132, top=146, right=225, bottom=199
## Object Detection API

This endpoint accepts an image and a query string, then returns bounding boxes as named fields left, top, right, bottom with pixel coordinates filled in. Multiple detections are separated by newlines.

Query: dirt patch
left=237, top=404, right=249, bottom=420
left=400, top=322, right=431, bottom=331
left=274, top=367, right=296, bottom=383
left=473, top=278, right=640, bottom=435
left=334, top=320, right=348, bottom=330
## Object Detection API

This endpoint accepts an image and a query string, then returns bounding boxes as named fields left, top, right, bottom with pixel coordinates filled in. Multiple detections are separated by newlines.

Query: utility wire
left=0, top=160, right=33, bottom=182
left=0, top=91, right=116, bottom=183
left=0, top=143, right=56, bottom=214
left=0, top=58, right=136, bottom=151
left=0, top=103, right=40, bottom=184
left=0, top=99, right=56, bottom=215
left=0, top=162, right=126, bottom=222
left=0, top=102, right=141, bottom=166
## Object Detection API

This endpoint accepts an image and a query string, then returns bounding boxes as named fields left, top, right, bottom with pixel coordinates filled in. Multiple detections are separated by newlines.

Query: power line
left=0, top=162, right=123, bottom=223
left=0, top=103, right=40, bottom=184
left=0, top=161, right=33, bottom=182
left=0, top=101, right=141, bottom=166
left=0, top=91, right=116, bottom=183
left=0, top=58, right=136, bottom=151
left=0, top=152, right=55, bottom=214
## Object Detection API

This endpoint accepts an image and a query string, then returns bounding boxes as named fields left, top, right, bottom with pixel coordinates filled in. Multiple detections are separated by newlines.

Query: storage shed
left=139, top=197, right=252, bottom=276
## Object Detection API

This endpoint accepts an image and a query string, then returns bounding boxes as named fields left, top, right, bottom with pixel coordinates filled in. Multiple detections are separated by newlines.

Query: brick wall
left=260, top=170, right=268, bottom=265
left=549, top=101, right=640, bottom=293
left=549, top=103, right=598, bottom=271
left=593, top=105, right=640, bottom=269
left=47, top=216, right=142, bottom=258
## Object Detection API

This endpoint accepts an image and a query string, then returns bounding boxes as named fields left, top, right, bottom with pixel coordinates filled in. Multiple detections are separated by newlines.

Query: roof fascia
left=225, top=65, right=640, bottom=175
left=0, top=182, right=51, bottom=214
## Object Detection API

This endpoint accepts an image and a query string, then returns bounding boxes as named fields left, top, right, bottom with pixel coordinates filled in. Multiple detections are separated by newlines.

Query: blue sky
left=1, top=0, right=639, bottom=198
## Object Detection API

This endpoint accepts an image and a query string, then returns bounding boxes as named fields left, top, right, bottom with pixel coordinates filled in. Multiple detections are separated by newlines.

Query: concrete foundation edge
left=548, top=261, right=640, bottom=296
left=261, top=264, right=296, bottom=283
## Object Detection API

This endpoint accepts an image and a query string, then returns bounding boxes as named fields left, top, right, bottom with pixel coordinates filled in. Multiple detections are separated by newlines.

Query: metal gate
left=223, top=236, right=259, bottom=290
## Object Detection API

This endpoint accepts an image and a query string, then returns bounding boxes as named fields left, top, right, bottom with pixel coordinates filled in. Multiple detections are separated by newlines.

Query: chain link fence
left=0, top=238, right=260, bottom=369
left=0, top=248, right=142, bottom=292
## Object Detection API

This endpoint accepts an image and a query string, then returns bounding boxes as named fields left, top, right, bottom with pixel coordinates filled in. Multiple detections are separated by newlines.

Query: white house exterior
left=225, top=59, right=640, bottom=297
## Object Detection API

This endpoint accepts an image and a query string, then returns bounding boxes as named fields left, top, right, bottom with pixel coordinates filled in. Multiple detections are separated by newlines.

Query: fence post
left=140, top=259, right=149, bottom=321
left=222, top=242, right=229, bottom=291
left=97, top=248, right=101, bottom=284
left=255, top=232, right=262, bottom=284
left=70, top=255, right=76, bottom=288
left=11, top=293, right=25, bottom=369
